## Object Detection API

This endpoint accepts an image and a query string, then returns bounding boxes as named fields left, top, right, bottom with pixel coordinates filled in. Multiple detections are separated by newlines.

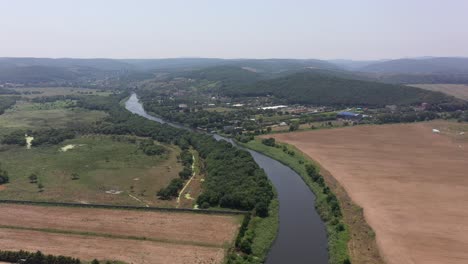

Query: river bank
left=125, top=93, right=328, bottom=264
left=239, top=138, right=383, bottom=264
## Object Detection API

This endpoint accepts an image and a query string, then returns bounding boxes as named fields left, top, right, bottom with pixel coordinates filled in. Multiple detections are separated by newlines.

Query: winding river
left=125, top=93, right=328, bottom=264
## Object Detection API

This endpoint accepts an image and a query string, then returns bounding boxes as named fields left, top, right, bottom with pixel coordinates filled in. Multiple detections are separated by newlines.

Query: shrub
left=261, top=138, right=276, bottom=147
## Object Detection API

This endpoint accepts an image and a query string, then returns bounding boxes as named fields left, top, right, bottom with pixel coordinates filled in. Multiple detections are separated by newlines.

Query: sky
left=1, top=0, right=468, bottom=60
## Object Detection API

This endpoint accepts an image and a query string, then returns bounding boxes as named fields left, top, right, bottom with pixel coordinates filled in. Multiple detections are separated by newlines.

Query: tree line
left=76, top=93, right=274, bottom=216
left=0, top=96, right=18, bottom=115
left=0, top=162, right=9, bottom=185
left=0, top=250, right=80, bottom=264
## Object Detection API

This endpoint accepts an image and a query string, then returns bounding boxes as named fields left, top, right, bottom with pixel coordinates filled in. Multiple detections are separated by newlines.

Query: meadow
left=0, top=135, right=183, bottom=207
left=0, top=100, right=107, bottom=136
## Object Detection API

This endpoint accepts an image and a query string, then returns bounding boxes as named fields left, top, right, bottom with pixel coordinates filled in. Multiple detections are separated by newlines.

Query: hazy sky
left=1, top=0, right=467, bottom=60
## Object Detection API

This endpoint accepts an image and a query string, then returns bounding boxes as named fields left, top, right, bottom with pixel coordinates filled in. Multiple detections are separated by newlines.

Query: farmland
left=270, top=121, right=468, bottom=264
left=410, top=84, right=468, bottom=100
left=0, top=203, right=242, bottom=263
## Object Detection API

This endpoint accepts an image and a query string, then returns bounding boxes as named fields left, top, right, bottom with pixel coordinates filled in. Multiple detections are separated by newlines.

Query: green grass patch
left=0, top=100, right=107, bottom=136
left=239, top=139, right=350, bottom=264
left=250, top=199, right=279, bottom=260
left=0, top=135, right=182, bottom=206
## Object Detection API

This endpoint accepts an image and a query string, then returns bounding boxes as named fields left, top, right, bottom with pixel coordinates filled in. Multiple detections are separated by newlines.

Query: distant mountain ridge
left=359, top=57, right=468, bottom=74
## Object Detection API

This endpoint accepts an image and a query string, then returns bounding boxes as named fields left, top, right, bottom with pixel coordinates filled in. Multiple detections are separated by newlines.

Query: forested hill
left=360, top=57, right=468, bottom=74
left=221, top=72, right=464, bottom=107
left=177, top=65, right=262, bottom=86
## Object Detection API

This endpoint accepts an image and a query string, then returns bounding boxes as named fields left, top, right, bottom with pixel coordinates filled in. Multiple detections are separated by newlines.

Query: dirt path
left=177, top=154, right=197, bottom=208
left=271, top=122, right=468, bottom=264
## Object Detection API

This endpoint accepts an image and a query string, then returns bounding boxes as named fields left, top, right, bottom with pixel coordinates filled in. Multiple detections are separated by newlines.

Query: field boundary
left=0, top=199, right=248, bottom=216
left=0, top=225, right=222, bottom=249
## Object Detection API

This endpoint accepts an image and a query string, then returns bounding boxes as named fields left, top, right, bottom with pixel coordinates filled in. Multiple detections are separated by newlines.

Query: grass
left=239, top=139, right=350, bottom=264
left=205, top=107, right=234, bottom=112
left=0, top=100, right=107, bottom=136
left=11, top=87, right=112, bottom=98
left=410, top=83, right=468, bottom=100
left=0, top=135, right=183, bottom=206
left=250, top=199, right=279, bottom=260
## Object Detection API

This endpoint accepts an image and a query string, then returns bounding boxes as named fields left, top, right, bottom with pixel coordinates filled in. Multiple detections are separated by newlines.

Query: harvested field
left=410, top=84, right=468, bottom=100
left=271, top=121, right=468, bottom=264
left=0, top=204, right=242, bottom=263
left=0, top=229, right=225, bottom=264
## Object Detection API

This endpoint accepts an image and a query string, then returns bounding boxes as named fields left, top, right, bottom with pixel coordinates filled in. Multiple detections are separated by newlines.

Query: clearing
left=0, top=135, right=183, bottom=207
left=0, top=203, right=242, bottom=263
left=410, top=84, right=468, bottom=101
left=270, top=121, right=468, bottom=264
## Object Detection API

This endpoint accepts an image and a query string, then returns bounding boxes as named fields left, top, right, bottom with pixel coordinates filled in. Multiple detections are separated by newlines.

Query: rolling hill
left=360, top=57, right=468, bottom=74
left=221, top=72, right=464, bottom=107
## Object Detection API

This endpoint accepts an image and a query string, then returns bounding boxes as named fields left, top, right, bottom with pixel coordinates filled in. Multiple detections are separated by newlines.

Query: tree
left=0, top=163, right=9, bottom=185
left=71, top=172, right=80, bottom=180
left=37, top=182, right=44, bottom=192
left=255, top=201, right=269, bottom=217
left=261, top=138, right=276, bottom=147
left=91, top=259, right=100, bottom=264
left=29, top=173, right=38, bottom=183
left=289, top=122, right=299, bottom=131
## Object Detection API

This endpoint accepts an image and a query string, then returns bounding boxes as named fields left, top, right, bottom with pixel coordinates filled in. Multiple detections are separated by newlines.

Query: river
left=125, top=93, right=328, bottom=264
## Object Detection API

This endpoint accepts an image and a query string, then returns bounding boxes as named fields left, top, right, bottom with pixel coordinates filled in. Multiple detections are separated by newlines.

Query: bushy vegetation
left=157, top=178, right=184, bottom=199
left=31, top=128, right=76, bottom=146
left=157, top=149, right=192, bottom=199
left=1, top=129, right=27, bottom=145
left=222, top=72, right=465, bottom=107
left=0, top=162, right=9, bottom=185
left=1, top=129, right=75, bottom=148
left=261, top=138, right=276, bottom=147
left=0, top=96, right=18, bottom=115
left=138, top=139, right=167, bottom=156
left=0, top=87, right=20, bottom=95
left=0, top=250, right=81, bottom=264
left=191, top=135, right=273, bottom=214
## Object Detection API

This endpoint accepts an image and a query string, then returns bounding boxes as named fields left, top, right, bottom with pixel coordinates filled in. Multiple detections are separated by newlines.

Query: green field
left=0, top=100, right=107, bottom=136
left=0, top=135, right=183, bottom=206
left=11, top=87, right=113, bottom=98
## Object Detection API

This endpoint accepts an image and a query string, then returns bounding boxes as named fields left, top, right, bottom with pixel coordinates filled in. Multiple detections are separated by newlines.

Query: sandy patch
left=25, top=135, right=34, bottom=149
left=271, top=122, right=468, bottom=264
left=60, top=144, right=84, bottom=152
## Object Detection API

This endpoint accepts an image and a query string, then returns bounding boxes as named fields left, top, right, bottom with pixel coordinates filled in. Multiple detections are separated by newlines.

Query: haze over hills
left=2, top=56, right=468, bottom=88
left=358, top=57, right=468, bottom=74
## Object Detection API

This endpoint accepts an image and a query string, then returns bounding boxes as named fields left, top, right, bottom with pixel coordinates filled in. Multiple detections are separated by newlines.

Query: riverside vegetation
left=239, top=137, right=351, bottom=264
